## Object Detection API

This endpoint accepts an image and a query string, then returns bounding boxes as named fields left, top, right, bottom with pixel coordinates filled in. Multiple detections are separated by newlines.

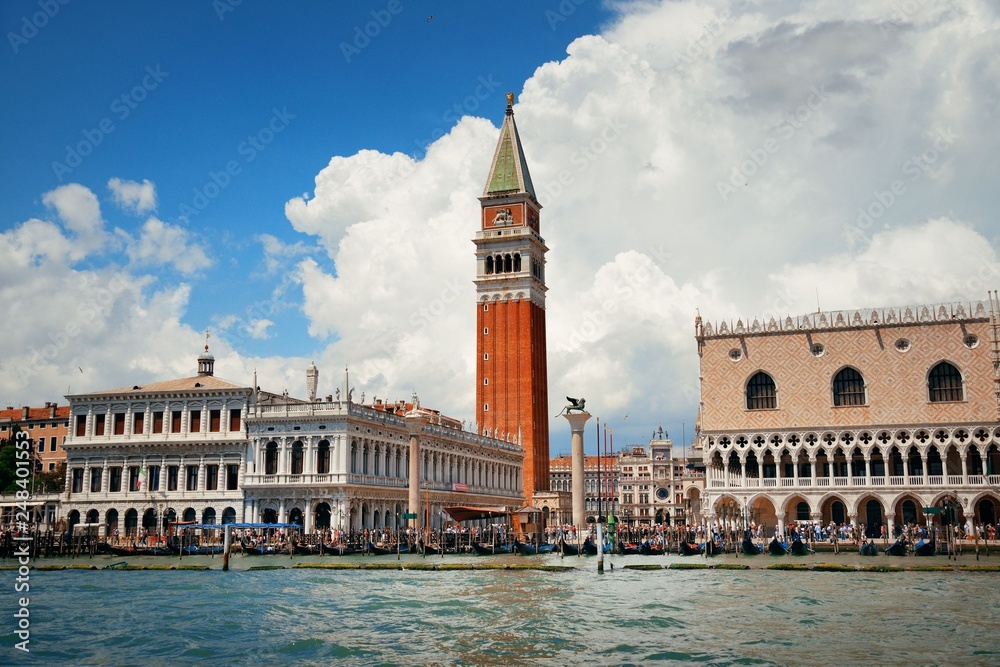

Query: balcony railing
left=707, top=473, right=1000, bottom=491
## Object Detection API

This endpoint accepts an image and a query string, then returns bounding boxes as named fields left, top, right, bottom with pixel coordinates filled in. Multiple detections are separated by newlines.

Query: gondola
left=241, top=542, right=281, bottom=555
left=885, top=539, right=908, bottom=556
left=367, top=542, right=408, bottom=555
left=323, top=543, right=359, bottom=556
left=641, top=541, right=665, bottom=556
left=913, top=539, right=935, bottom=556
left=768, top=538, right=789, bottom=555
left=514, top=540, right=555, bottom=556
left=182, top=544, right=224, bottom=555
left=703, top=539, right=719, bottom=557
left=293, top=543, right=322, bottom=556
left=582, top=538, right=599, bottom=556
left=422, top=543, right=443, bottom=555
left=859, top=540, right=879, bottom=556
left=679, top=541, right=703, bottom=556
left=108, top=545, right=152, bottom=557
left=790, top=537, right=810, bottom=556
left=560, top=539, right=581, bottom=556
left=742, top=536, right=762, bottom=555
left=471, top=541, right=512, bottom=555
left=617, top=542, right=642, bottom=556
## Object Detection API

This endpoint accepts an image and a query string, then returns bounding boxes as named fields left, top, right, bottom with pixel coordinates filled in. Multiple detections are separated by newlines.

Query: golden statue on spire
left=506, top=91, right=514, bottom=107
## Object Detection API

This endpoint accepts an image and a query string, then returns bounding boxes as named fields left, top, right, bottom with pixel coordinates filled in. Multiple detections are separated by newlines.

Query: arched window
left=485, top=256, right=494, bottom=274
left=265, top=442, right=278, bottom=475
left=504, top=254, right=512, bottom=273
left=796, top=501, right=809, bottom=521
left=832, top=367, right=866, bottom=406
left=746, top=371, right=777, bottom=410
left=928, top=362, right=963, bottom=402
left=513, top=253, right=521, bottom=272
left=291, top=441, right=303, bottom=475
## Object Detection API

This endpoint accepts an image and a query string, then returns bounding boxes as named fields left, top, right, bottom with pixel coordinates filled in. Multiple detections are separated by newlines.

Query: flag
left=137, top=465, right=147, bottom=491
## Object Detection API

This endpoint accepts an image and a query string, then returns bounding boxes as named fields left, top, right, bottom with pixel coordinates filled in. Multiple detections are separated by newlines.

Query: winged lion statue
left=557, top=397, right=586, bottom=417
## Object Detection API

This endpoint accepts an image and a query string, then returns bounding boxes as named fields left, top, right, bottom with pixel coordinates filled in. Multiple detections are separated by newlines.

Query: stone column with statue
left=559, top=397, right=590, bottom=538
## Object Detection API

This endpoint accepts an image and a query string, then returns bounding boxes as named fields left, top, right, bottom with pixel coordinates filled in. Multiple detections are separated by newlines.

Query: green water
left=4, top=551, right=999, bottom=666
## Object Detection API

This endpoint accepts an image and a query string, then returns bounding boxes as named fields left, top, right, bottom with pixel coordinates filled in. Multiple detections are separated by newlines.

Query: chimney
left=22, top=406, right=30, bottom=420
left=49, top=403, right=57, bottom=418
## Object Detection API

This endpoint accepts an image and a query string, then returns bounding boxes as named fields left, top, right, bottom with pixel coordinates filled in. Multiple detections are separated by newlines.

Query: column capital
left=561, top=411, right=592, bottom=433
left=403, top=411, right=430, bottom=436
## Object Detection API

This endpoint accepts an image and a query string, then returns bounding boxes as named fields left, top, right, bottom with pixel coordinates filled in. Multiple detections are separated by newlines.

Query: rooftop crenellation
left=697, top=299, right=991, bottom=340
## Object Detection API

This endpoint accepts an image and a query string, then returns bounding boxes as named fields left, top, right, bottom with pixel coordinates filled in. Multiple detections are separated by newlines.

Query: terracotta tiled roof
left=0, top=405, right=70, bottom=421
left=550, top=455, right=615, bottom=470
left=81, top=375, right=250, bottom=396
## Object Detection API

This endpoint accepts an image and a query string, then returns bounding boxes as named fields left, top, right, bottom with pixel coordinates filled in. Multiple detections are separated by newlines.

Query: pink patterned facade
left=695, top=297, right=1000, bottom=536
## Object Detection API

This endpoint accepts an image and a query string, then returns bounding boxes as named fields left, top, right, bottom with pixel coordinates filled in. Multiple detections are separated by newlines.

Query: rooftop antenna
left=815, top=288, right=821, bottom=314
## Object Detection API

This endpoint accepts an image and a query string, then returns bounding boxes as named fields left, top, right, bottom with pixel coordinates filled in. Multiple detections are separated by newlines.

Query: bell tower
left=474, top=93, right=550, bottom=502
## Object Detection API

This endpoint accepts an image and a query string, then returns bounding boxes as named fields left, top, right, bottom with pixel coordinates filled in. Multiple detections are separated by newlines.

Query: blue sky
left=3, top=1, right=999, bottom=451
left=1, top=0, right=613, bottom=358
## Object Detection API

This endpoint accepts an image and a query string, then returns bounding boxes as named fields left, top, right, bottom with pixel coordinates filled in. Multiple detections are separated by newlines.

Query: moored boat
left=790, top=537, right=810, bottom=556
left=109, top=545, right=151, bottom=557
left=768, top=538, right=788, bottom=555
left=514, top=540, right=555, bottom=556
left=913, top=539, right=935, bottom=556
left=641, top=541, right=665, bottom=556
left=679, top=541, right=703, bottom=556
left=323, top=543, right=359, bottom=556
left=617, top=542, right=642, bottom=556
left=471, top=541, right=511, bottom=555
left=742, top=536, right=762, bottom=555
left=885, top=539, right=908, bottom=556
left=367, top=542, right=409, bottom=555
left=859, top=540, right=879, bottom=556
left=560, top=539, right=581, bottom=556
left=293, top=543, right=322, bottom=556
left=703, top=539, right=719, bottom=557
left=182, top=544, right=224, bottom=555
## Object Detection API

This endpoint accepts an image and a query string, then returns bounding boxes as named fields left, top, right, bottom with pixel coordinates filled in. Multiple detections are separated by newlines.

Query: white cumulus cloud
left=108, top=177, right=157, bottom=214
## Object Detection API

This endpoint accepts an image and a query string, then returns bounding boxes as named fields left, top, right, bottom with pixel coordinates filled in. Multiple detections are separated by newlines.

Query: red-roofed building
left=0, top=402, right=71, bottom=473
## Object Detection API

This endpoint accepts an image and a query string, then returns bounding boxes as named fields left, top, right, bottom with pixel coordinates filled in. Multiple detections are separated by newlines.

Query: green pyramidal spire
left=483, top=93, right=536, bottom=199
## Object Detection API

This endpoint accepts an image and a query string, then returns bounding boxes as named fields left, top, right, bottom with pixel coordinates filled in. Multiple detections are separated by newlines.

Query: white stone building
left=62, top=349, right=250, bottom=536
left=243, top=385, right=526, bottom=533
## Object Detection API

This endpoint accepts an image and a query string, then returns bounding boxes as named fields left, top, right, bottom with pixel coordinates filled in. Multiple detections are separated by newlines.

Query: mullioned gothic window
left=928, top=361, right=964, bottom=402
left=745, top=371, right=777, bottom=410
left=832, top=367, right=866, bottom=406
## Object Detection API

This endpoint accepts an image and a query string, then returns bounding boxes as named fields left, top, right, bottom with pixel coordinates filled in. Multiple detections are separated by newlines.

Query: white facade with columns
left=61, top=350, right=251, bottom=536
left=243, top=396, right=525, bottom=534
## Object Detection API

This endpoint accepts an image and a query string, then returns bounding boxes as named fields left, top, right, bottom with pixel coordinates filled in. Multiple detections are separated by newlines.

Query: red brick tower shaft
left=474, top=95, right=550, bottom=502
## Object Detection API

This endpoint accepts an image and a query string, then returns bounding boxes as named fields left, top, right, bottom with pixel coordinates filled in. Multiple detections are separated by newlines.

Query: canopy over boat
left=442, top=506, right=511, bottom=522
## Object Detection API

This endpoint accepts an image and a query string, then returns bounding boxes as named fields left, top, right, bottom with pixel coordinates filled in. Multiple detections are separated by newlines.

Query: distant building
left=547, top=453, right=616, bottom=520
left=0, top=402, right=70, bottom=473
left=615, top=429, right=704, bottom=526
left=695, top=296, right=1000, bottom=536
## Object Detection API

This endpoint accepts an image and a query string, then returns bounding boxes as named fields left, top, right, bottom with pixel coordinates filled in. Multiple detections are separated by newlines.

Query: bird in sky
left=426, top=15, right=434, bottom=22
